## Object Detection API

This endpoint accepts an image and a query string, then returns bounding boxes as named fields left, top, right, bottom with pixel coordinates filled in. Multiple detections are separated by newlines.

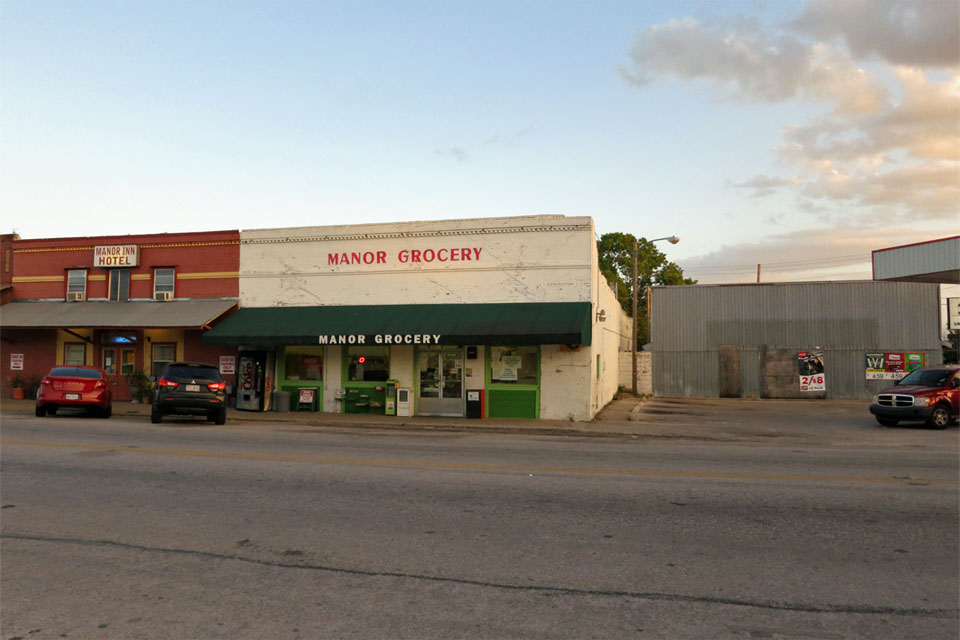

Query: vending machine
left=236, top=351, right=267, bottom=411
left=384, top=380, right=398, bottom=416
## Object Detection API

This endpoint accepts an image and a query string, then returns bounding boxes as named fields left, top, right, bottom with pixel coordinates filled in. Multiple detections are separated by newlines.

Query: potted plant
left=10, top=374, right=25, bottom=400
left=124, top=370, right=154, bottom=403
left=26, top=374, right=43, bottom=400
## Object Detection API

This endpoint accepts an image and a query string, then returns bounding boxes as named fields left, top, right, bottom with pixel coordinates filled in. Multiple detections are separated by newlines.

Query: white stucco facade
left=233, top=215, right=625, bottom=421
left=240, top=215, right=593, bottom=307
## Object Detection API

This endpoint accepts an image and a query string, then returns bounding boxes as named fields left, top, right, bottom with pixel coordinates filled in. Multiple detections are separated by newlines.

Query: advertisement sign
left=93, top=245, right=139, bottom=267
left=219, top=355, right=236, bottom=375
left=9, top=353, right=24, bottom=371
left=865, top=352, right=925, bottom=380
left=497, top=355, right=522, bottom=382
left=798, top=351, right=825, bottom=392
left=949, top=298, right=960, bottom=332
left=905, top=353, right=925, bottom=372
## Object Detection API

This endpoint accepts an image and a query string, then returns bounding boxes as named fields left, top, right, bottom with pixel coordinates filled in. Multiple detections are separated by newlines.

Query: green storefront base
left=486, top=387, right=539, bottom=419
left=341, top=382, right=387, bottom=414
left=484, top=345, right=541, bottom=419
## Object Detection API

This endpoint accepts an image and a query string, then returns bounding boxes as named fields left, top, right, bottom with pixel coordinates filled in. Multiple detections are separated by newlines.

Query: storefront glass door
left=103, top=346, right=136, bottom=401
left=418, top=349, right=463, bottom=416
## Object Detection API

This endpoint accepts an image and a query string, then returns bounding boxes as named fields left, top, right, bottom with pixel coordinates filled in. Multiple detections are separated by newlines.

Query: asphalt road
left=1, top=412, right=958, bottom=639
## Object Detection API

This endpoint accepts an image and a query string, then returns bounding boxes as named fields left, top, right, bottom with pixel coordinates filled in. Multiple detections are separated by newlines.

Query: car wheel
left=101, top=405, right=112, bottom=419
left=150, top=409, right=163, bottom=424
left=876, top=416, right=899, bottom=427
left=46, top=406, right=57, bottom=416
left=926, top=405, right=951, bottom=429
left=35, top=405, right=45, bottom=417
left=214, top=407, right=227, bottom=425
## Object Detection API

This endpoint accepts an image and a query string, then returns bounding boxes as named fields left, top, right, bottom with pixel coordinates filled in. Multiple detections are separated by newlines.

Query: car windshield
left=164, top=365, right=222, bottom=381
left=49, top=367, right=101, bottom=378
left=898, top=369, right=951, bottom=387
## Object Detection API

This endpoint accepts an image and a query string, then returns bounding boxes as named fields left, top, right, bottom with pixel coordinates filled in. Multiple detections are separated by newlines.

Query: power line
left=682, top=254, right=871, bottom=274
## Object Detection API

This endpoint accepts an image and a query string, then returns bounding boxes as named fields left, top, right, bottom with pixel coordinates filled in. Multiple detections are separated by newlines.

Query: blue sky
left=2, top=1, right=957, bottom=292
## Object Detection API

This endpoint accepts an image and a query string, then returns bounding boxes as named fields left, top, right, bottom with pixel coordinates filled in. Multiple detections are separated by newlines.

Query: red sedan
left=35, top=366, right=113, bottom=418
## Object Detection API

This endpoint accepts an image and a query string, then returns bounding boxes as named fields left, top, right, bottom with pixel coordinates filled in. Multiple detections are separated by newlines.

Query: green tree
left=597, top=232, right=696, bottom=348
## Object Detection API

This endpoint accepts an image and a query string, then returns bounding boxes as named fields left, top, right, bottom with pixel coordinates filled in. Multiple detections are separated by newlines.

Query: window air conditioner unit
left=67, top=292, right=85, bottom=302
left=155, top=291, right=173, bottom=302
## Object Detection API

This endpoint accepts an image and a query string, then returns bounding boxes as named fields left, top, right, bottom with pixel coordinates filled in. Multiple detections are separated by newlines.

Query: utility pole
left=757, top=263, right=761, bottom=283
left=631, top=238, right=638, bottom=395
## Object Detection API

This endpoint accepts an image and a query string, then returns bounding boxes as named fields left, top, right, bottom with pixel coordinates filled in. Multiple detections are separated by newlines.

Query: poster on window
left=798, top=351, right=825, bottom=392
left=498, top=355, right=522, bottom=382
left=301, top=356, right=322, bottom=380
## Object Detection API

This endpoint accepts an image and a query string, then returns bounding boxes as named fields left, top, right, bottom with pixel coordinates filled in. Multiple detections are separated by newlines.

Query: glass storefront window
left=285, top=347, right=323, bottom=381
left=347, top=346, right=389, bottom=382
left=490, top=346, right=538, bottom=385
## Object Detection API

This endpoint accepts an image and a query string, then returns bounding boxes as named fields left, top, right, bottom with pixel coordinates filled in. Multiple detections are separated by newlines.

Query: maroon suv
left=869, top=365, right=959, bottom=429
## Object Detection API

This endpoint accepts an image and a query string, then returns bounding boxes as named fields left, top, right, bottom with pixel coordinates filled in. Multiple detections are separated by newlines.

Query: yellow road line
left=3, top=439, right=956, bottom=485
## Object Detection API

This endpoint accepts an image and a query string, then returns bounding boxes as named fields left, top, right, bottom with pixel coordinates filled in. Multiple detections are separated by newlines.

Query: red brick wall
left=12, top=230, right=239, bottom=300
left=2, top=329, right=58, bottom=398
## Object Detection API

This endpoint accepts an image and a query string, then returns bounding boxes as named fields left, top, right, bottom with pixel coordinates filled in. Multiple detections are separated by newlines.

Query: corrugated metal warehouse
left=649, top=281, right=942, bottom=400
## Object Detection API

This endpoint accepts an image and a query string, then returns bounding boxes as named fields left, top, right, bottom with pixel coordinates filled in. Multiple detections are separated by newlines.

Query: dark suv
left=151, top=362, right=227, bottom=424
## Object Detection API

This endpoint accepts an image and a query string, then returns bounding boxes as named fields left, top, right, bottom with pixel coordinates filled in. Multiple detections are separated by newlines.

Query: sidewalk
left=0, top=395, right=912, bottom=443
left=1, top=396, right=641, bottom=438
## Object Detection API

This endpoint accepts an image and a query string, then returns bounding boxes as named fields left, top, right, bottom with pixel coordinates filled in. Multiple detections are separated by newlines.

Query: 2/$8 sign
left=94, top=245, right=139, bottom=267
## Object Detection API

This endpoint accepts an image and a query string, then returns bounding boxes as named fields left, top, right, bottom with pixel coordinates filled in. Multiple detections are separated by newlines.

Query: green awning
left=202, top=302, right=592, bottom=347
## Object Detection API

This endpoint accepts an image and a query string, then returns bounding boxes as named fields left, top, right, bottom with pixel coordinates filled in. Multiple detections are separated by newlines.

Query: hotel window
left=109, top=269, right=131, bottom=301
left=66, top=269, right=87, bottom=300
left=151, top=343, right=176, bottom=378
left=154, top=268, right=175, bottom=299
left=490, top=346, right=538, bottom=385
left=346, top=346, right=389, bottom=382
left=64, top=343, right=86, bottom=367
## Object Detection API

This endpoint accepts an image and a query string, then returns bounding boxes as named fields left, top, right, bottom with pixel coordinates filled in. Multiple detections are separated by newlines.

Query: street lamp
left=632, top=235, right=680, bottom=395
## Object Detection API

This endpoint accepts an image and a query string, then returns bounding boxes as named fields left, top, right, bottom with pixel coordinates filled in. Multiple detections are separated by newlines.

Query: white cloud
left=792, top=0, right=959, bottom=68
left=622, top=16, right=887, bottom=113
left=623, top=4, right=959, bottom=229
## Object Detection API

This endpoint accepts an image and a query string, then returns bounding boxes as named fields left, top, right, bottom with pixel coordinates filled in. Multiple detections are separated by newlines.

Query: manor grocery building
left=203, top=215, right=627, bottom=420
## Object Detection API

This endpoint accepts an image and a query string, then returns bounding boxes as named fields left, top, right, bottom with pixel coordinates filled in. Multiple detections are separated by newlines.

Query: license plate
left=64, top=393, right=80, bottom=400
left=186, top=384, right=201, bottom=393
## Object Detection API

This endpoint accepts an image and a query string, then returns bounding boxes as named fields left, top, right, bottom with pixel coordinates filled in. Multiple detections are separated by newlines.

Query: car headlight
left=912, top=396, right=932, bottom=406
left=871, top=395, right=881, bottom=404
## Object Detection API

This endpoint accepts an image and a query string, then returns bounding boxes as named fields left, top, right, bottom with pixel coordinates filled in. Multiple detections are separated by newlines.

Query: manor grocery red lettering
left=328, top=247, right=482, bottom=266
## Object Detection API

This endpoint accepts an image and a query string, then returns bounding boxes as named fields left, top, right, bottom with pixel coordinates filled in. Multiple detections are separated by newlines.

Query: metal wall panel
left=649, top=281, right=941, bottom=400
left=873, top=237, right=960, bottom=280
